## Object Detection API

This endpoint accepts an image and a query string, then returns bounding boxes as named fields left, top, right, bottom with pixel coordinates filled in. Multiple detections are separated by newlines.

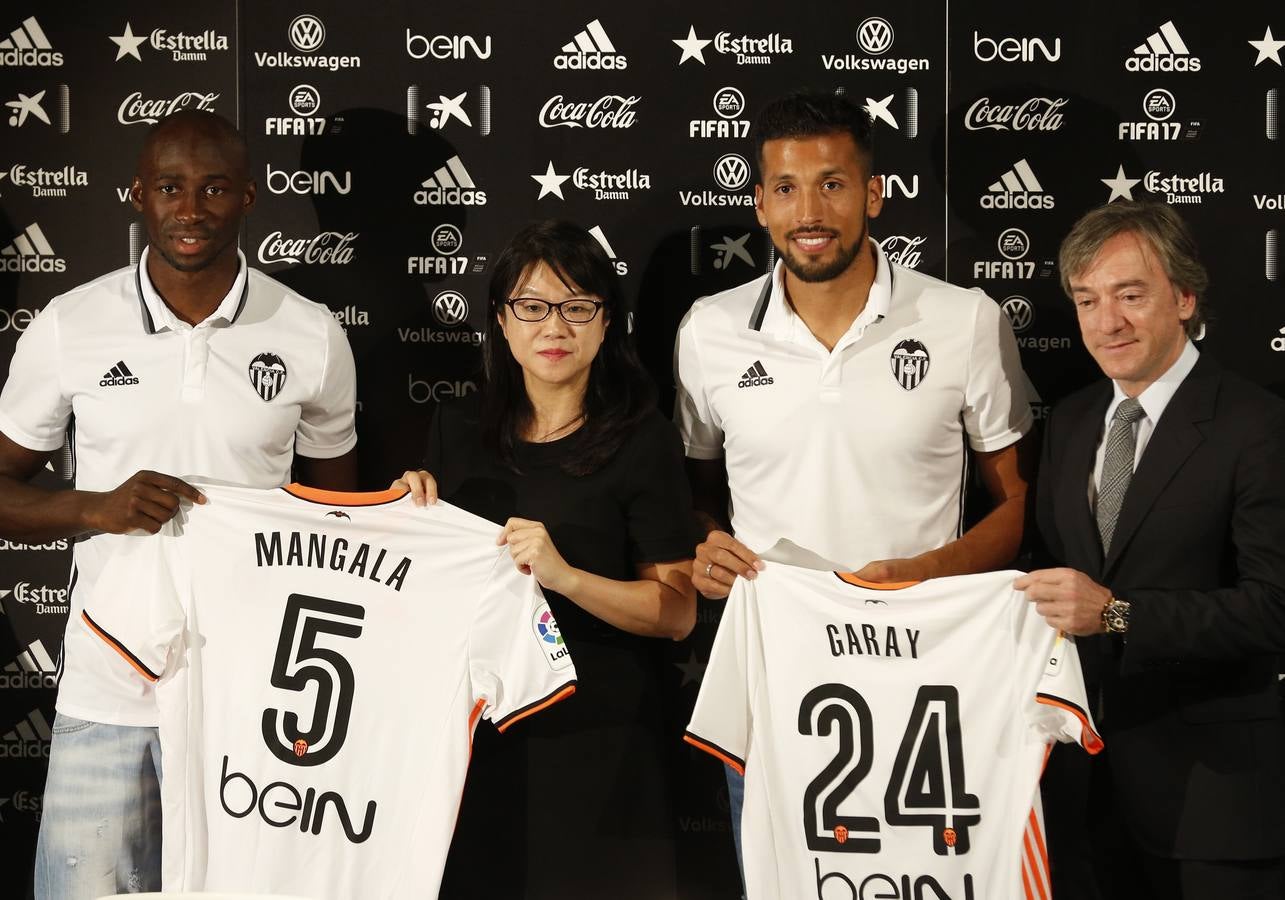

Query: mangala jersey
left=81, top=483, right=577, bottom=899
left=685, top=566, right=1101, bottom=900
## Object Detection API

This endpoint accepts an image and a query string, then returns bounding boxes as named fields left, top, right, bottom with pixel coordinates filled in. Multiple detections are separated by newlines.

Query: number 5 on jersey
left=800, top=684, right=981, bottom=855
left=262, top=593, right=365, bottom=767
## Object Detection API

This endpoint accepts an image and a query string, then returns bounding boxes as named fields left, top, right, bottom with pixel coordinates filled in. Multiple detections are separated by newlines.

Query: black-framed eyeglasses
left=505, top=297, right=604, bottom=324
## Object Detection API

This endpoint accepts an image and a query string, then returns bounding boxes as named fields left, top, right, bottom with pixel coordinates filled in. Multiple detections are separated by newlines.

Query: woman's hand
left=498, top=518, right=579, bottom=595
left=391, top=469, right=439, bottom=506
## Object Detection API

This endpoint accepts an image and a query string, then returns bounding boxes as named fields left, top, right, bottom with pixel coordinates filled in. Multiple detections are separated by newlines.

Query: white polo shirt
left=674, top=240, right=1031, bottom=568
left=0, top=248, right=357, bottom=725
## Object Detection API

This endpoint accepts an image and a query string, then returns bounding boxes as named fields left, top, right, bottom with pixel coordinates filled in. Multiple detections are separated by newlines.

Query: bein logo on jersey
left=890, top=340, right=930, bottom=391
left=248, top=352, right=288, bottom=401
left=533, top=604, right=572, bottom=671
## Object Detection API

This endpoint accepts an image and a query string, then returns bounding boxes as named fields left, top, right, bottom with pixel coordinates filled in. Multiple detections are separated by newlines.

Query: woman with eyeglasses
left=396, top=219, right=697, bottom=899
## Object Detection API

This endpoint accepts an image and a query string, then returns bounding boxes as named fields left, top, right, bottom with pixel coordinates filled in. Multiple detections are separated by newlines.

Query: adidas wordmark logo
left=1, top=222, right=66, bottom=272
left=555, top=19, right=626, bottom=70
left=981, top=158, right=1054, bottom=210
left=100, top=360, right=140, bottom=387
left=1, top=639, right=57, bottom=689
left=413, top=155, right=487, bottom=206
left=2, top=708, right=52, bottom=757
left=738, top=360, right=774, bottom=388
left=1127, top=20, right=1200, bottom=72
left=0, top=16, right=62, bottom=66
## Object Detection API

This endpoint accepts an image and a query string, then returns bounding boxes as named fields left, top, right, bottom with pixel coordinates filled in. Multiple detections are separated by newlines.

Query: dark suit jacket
left=1037, top=354, right=1285, bottom=860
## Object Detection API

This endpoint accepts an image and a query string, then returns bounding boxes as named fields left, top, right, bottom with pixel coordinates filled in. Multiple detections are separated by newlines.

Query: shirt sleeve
left=684, top=578, right=752, bottom=775
left=962, top=291, right=1033, bottom=452
left=468, top=550, right=577, bottom=733
left=0, top=299, right=70, bottom=451
left=295, top=311, right=358, bottom=459
left=621, top=415, right=701, bottom=564
left=1014, top=594, right=1103, bottom=753
left=80, top=528, right=187, bottom=685
left=672, top=303, right=724, bottom=460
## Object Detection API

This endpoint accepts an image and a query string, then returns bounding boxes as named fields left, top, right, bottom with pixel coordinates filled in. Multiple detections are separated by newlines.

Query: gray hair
left=1058, top=201, right=1208, bottom=339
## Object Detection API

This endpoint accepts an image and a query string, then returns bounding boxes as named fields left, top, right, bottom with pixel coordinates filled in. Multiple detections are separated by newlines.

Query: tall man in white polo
left=0, top=110, right=358, bottom=899
left=673, top=90, right=1033, bottom=870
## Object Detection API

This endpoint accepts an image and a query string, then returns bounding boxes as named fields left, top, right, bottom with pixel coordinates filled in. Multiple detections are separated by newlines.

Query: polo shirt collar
left=747, top=238, right=893, bottom=345
left=135, top=245, right=250, bottom=335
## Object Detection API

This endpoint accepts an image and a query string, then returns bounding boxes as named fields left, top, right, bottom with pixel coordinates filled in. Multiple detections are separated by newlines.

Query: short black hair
left=482, top=220, right=656, bottom=476
left=751, top=90, right=873, bottom=178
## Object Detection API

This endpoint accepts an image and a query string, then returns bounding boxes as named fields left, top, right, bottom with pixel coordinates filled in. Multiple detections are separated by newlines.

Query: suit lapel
left=1060, top=385, right=1112, bottom=574
left=1103, top=356, right=1218, bottom=575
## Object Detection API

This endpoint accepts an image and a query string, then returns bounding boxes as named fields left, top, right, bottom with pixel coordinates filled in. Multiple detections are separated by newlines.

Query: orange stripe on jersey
left=1028, top=808, right=1052, bottom=881
left=495, top=683, right=576, bottom=734
left=683, top=734, right=746, bottom=776
left=835, top=572, right=921, bottom=590
left=1035, top=693, right=1104, bottom=753
left=1019, top=855, right=1036, bottom=900
left=1023, top=825, right=1050, bottom=900
left=282, top=484, right=410, bottom=506
left=466, top=698, right=485, bottom=758
left=81, top=611, right=159, bottom=682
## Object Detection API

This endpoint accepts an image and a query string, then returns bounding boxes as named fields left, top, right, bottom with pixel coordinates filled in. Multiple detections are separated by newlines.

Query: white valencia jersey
left=686, top=566, right=1101, bottom=900
left=81, top=483, right=577, bottom=899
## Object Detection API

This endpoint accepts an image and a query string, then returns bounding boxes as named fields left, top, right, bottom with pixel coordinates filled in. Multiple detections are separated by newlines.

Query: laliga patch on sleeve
left=531, top=602, right=573, bottom=672
left=1045, top=632, right=1066, bottom=677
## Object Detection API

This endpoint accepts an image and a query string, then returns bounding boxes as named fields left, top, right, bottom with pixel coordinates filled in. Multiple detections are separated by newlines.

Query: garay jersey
left=685, top=566, right=1101, bottom=900
left=81, top=483, right=577, bottom=899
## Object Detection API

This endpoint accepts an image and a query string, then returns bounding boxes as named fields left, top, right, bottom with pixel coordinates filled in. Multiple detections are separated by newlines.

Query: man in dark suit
left=1016, top=201, right=1285, bottom=900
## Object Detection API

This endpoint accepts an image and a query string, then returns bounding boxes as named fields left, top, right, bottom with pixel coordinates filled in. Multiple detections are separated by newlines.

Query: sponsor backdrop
left=1, top=0, right=1282, bottom=895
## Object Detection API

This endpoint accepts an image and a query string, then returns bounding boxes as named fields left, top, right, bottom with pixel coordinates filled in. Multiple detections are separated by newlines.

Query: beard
left=776, top=225, right=866, bottom=283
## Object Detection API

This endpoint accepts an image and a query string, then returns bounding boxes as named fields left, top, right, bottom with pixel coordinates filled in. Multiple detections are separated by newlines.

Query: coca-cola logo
left=963, top=96, right=1066, bottom=132
left=117, top=90, right=220, bottom=126
left=257, top=230, right=357, bottom=266
left=880, top=235, right=926, bottom=269
left=538, top=94, right=639, bottom=129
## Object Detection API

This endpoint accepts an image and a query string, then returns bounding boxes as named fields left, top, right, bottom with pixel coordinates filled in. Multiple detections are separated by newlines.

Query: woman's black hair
left=481, top=219, right=656, bottom=475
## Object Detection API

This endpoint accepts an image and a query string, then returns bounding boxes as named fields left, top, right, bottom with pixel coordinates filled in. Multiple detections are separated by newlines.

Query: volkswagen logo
left=289, top=84, right=320, bottom=116
left=857, top=17, right=894, bottom=55
left=997, top=228, right=1030, bottom=260
left=288, top=14, right=325, bottom=53
left=1001, top=296, right=1034, bottom=334
left=714, top=153, right=750, bottom=192
left=713, top=86, right=745, bottom=119
left=432, top=290, right=469, bottom=327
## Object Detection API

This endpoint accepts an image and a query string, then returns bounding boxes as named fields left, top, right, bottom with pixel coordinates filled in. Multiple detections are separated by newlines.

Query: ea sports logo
left=431, top=290, right=468, bottom=327
left=289, top=84, right=319, bottom=116
left=998, top=228, right=1030, bottom=260
left=1143, top=88, right=1175, bottom=121
left=714, top=153, right=749, bottom=192
left=713, top=87, right=745, bottom=119
left=857, top=17, right=894, bottom=55
left=431, top=224, right=462, bottom=255
left=1001, top=296, right=1034, bottom=333
left=288, top=14, right=325, bottom=53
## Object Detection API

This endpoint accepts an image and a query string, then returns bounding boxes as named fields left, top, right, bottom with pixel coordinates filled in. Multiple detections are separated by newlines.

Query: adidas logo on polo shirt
left=1127, top=20, right=1200, bottom=72
left=738, top=360, right=774, bottom=388
left=555, top=19, right=626, bottom=69
left=1, top=638, right=57, bottom=688
left=100, top=360, right=140, bottom=387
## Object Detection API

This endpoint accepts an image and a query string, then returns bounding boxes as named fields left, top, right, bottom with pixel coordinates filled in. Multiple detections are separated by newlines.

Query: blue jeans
left=34, top=714, right=162, bottom=899
left=726, top=763, right=745, bottom=896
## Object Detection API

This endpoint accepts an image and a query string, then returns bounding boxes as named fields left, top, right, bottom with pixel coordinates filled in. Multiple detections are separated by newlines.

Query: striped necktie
left=1096, top=397, right=1146, bottom=554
